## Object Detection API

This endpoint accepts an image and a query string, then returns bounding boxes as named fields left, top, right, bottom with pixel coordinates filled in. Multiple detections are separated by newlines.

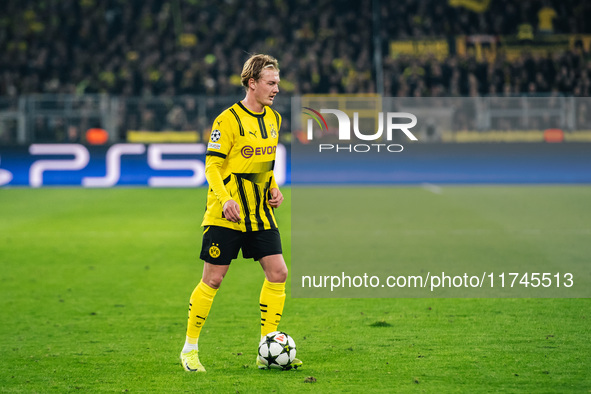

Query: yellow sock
left=186, top=280, right=218, bottom=341
left=260, top=279, right=286, bottom=337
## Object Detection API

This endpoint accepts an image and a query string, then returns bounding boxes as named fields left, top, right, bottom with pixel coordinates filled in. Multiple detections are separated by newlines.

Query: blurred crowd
left=386, top=50, right=591, bottom=97
left=1, top=0, right=591, bottom=97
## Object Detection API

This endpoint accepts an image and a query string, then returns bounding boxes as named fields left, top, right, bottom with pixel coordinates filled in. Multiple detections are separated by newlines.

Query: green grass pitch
left=0, top=187, right=589, bottom=392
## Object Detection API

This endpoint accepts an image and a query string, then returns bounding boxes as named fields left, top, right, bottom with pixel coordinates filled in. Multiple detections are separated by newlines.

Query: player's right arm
left=204, top=114, right=241, bottom=222
left=222, top=199, right=241, bottom=223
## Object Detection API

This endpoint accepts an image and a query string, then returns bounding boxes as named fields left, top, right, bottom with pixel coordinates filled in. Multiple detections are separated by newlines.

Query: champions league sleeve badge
left=211, top=129, right=221, bottom=142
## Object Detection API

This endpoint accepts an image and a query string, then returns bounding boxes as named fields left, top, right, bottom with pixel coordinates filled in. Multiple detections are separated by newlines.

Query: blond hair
left=241, top=54, right=279, bottom=90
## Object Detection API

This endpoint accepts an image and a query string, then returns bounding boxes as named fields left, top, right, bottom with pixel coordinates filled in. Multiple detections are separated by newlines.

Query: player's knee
left=204, top=273, right=225, bottom=289
left=269, top=265, right=288, bottom=283
left=278, top=265, right=288, bottom=282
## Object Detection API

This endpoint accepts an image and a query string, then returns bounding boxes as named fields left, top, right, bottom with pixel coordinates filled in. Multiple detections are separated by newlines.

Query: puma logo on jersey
left=249, top=131, right=258, bottom=138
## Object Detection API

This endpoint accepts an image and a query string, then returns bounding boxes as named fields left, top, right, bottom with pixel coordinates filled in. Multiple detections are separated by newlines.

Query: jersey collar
left=238, top=101, right=266, bottom=118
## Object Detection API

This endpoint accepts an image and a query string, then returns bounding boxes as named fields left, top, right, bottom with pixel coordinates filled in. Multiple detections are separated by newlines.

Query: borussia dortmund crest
left=269, top=124, right=277, bottom=138
left=209, top=243, right=221, bottom=258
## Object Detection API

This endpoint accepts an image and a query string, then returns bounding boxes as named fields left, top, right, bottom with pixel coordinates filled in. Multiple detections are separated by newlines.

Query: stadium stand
left=1, top=0, right=591, bottom=97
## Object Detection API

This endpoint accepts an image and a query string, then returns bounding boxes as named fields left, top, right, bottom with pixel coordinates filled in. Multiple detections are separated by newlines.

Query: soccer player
left=180, top=54, right=301, bottom=372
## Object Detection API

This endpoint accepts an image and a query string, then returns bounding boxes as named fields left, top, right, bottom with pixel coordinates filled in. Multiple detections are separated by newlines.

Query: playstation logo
left=0, top=155, right=13, bottom=186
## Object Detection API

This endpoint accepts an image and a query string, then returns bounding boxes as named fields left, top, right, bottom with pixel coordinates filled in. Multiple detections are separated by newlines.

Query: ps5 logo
left=0, top=143, right=287, bottom=187
left=0, top=155, right=13, bottom=185
left=27, top=143, right=206, bottom=187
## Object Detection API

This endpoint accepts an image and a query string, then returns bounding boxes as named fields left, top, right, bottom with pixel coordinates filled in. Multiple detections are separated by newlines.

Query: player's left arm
left=268, top=111, right=283, bottom=208
left=269, top=186, right=283, bottom=208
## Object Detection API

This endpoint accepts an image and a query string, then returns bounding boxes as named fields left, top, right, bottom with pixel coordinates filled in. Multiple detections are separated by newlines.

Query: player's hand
left=223, top=199, right=241, bottom=223
left=269, top=188, right=283, bottom=208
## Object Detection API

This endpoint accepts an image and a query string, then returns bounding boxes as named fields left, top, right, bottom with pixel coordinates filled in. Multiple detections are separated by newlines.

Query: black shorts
left=199, top=225, right=283, bottom=265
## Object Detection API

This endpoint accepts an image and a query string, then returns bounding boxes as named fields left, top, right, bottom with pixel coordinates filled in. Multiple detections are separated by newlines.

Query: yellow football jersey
left=202, top=101, right=281, bottom=232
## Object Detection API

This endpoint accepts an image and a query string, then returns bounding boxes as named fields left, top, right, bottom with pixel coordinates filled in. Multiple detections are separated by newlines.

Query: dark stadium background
left=1, top=0, right=591, bottom=188
left=2, top=0, right=591, bottom=98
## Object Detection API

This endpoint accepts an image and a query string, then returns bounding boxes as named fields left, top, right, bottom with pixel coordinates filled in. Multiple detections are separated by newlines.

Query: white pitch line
left=422, top=183, right=443, bottom=194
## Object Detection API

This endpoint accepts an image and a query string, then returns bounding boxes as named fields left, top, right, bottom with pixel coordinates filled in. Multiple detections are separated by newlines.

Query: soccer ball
left=257, top=331, right=296, bottom=369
